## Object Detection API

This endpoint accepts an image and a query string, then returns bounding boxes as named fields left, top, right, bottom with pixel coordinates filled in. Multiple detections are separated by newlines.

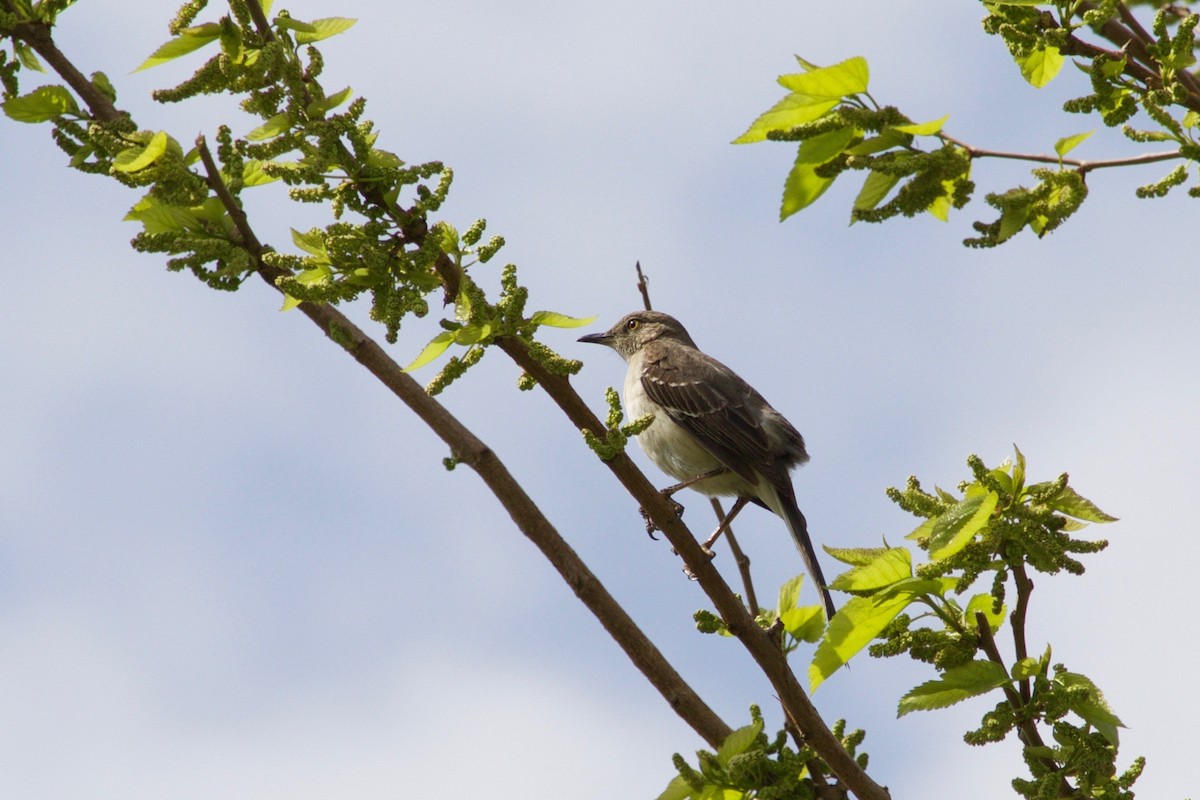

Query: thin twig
left=975, top=612, right=1073, bottom=798
left=635, top=260, right=653, bottom=312
left=1011, top=560, right=1034, bottom=704
left=941, top=133, right=1183, bottom=174
left=711, top=498, right=760, bottom=614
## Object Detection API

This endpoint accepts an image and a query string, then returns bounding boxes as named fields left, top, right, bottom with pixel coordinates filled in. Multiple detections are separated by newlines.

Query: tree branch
left=13, top=16, right=738, bottom=754
left=496, top=336, right=890, bottom=800
left=941, top=133, right=1183, bottom=175
left=5, top=18, right=127, bottom=125
left=975, top=612, right=1072, bottom=798
left=192, top=139, right=735, bottom=752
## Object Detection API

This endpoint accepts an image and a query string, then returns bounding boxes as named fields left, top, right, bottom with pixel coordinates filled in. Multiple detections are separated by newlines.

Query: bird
left=579, top=310, right=835, bottom=618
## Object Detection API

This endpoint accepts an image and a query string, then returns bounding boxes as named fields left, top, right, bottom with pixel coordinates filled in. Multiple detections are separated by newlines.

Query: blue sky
left=3, top=2, right=1197, bottom=798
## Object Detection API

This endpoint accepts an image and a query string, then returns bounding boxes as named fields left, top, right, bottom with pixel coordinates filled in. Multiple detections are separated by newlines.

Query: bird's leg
left=702, top=496, right=751, bottom=554
left=659, top=466, right=729, bottom=502
left=640, top=466, right=731, bottom=538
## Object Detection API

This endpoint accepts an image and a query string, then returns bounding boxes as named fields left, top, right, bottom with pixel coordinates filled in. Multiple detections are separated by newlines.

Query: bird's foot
left=639, top=495, right=685, bottom=539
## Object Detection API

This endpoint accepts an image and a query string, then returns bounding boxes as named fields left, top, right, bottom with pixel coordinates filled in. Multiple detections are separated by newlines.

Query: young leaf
left=307, top=86, right=353, bottom=118
left=823, top=545, right=893, bottom=567
left=892, top=114, right=949, bottom=136
left=404, top=331, right=456, bottom=372
left=655, top=775, right=693, bottom=800
left=965, top=593, right=1006, bottom=632
left=291, top=228, right=330, bottom=262
left=13, top=41, right=43, bottom=71
left=733, top=94, right=839, bottom=144
left=1045, top=485, right=1118, bottom=523
left=810, top=577, right=950, bottom=691
left=780, top=604, right=826, bottom=644
left=529, top=311, right=598, bottom=328
left=124, top=194, right=202, bottom=235
left=135, top=28, right=221, bottom=72
left=1018, top=46, right=1064, bottom=88
left=273, top=17, right=318, bottom=33
left=927, top=488, right=999, bottom=560
left=295, top=265, right=333, bottom=287
left=279, top=294, right=303, bottom=312
left=1058, top=672, right=1125, bottom=745
left=242, top=160, right=280, bottom=187
left=112, top=131, right=170, bottom=173
left=716, top=720, right=764, bottom=766
left=829, top=547, right=912, bottom=592
left=2, top=85, right=79, bottom=123
left=1055, top=130, right=1094, bottom=158
left=897, top=660, right=1010, bottom=717
left=781, top=162, right=832, bottom=220
left=247, top=112, right=292, bottom=141
left=295, top=17, right=358, bottom=43
left=777, top=56, right=869, bottom=98
left=853, top=170, right=901, bottom=213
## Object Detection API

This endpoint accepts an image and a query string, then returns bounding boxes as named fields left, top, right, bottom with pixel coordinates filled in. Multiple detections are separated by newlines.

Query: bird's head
left=578, top=311, right=697, bottom=360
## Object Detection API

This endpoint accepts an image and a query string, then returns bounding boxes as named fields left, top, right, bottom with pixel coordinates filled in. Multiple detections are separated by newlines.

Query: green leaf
left=91, top=71, right=117, bottom=103
left=307, top=86, right=353, bottom=118
left=823, top=545, right=892, bottom=567
left=124, top=194, right=202, bottom=235
left=655, top=775, right=693, bottom=800
left=777, top=574, right=804, bottom=612
left=13, top=41, right=43, bottom=71
left=779, top=126, right=856, bottom=219
left=964, top=593, right=1006, bottom=632
left=1183, top=110, right=1200, bottom=129
left=892, top=114, right=949, bottom=136
left=247, top=112, right=292, bottom=141
left=997, top=202, right=1030, bottom=243
left=853, top=170, right=900, bottom=213
left=1045, top=485, right=1117, bottom=523
left=290, top=228, right=330, bottom=262
left=795, top=125, right=857, bottom=164
left=295, top=16, right=357, bottom=43
left=1018, top=46, right=1064, bottom=88
left=780, top=604, right=826, bottom=644
left=846, top=128, right=910, bottom=156
left=716, top=720, right=763, bottom=766
left=897, top=660, right=1010, bottom=717
left=134, top=27, right=220, bottom=72
left=280, top=294, right=303, bottom=312
left=926, top=488, right=999, bottom=560
left=112, top=131, right=170, bottom=173
left=295, top=264, right=333, bottom=287
left=1011, top=657, right=1042, bottom=681
left=829, top=547, right=912, bottom=592
left=810, top=577, right=950, bottom=691
left=1054, top=130, right=1094, bottom=158
left=2, top=84, right=79, bottom=123
left=273, top=16, right=317, bottom=33
left=1058, top=672, right=1125, bottom=745
left=242, top=160, right=280, bottom=187
left=1011, top=445, right=1027, bottom=495
left=777, top=56, right=869, bottom=98
left=781, top=163, right=831, bottom=220
left=529, top=311, right=598, bottom=328
left=404, top=331, right=456, bottom=372
left=733, top=94, right=839, bottom=144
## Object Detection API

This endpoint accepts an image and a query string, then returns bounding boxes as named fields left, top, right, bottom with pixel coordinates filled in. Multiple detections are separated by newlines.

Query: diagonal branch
left=191, top=138, right=735, bottom=751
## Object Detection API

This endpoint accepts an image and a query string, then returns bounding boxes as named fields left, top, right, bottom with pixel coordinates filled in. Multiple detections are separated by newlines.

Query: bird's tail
left=765, top=483, right=836, bottom=619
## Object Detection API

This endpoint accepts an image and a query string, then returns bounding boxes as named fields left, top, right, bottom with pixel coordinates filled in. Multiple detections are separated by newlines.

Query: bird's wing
left=638, top=342, right=774, bottom=488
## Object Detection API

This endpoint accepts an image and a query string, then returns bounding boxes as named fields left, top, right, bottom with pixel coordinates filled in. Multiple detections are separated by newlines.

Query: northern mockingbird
left=580, top=310, right=835, bottom=618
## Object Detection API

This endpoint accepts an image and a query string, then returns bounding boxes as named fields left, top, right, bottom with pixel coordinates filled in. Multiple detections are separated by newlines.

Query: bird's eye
left=625, top=319, right=640, bottom=332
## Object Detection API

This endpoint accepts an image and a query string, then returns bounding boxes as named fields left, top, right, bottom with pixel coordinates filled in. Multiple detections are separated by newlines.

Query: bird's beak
left=577, top=331, right=612, bottom=346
